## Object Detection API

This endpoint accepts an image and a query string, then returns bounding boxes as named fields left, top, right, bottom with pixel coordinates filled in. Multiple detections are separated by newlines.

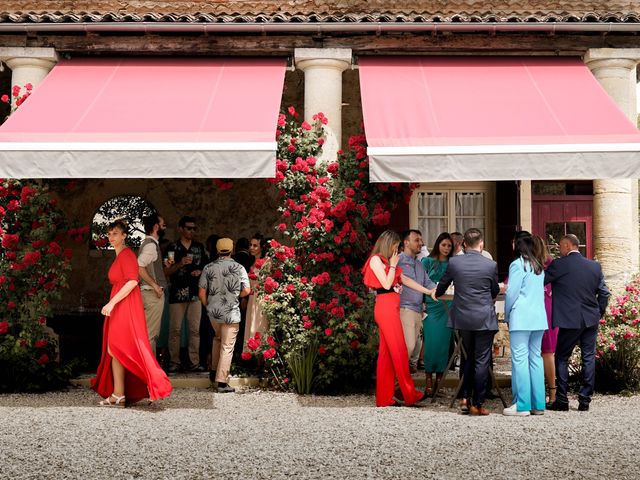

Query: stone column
left=0, top=47, right=58, bottom=105
left=294, top=48, right=352, bottom=162
left=585, top=49, right=640, bottom=288
left=519, top=180, right=533, bottom=232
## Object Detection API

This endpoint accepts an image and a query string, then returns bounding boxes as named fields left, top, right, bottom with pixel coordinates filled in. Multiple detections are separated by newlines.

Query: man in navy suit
left=545, top=234, right=610, bottom=412
left=436, top=228, right=500, bottom=415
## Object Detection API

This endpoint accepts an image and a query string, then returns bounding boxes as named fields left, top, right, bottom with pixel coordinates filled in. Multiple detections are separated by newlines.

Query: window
left=91, top=195, right=156, bottom=249
left=410, top=183, right=495, bottom=253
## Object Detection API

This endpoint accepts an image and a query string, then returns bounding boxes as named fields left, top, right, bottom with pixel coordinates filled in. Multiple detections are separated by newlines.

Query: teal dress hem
left=422, top=257, right=453, bottom=373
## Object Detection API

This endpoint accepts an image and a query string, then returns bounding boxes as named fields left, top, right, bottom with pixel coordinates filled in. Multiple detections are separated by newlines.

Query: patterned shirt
left=198, top=257, right=250, bottom=324
left=168, top=240, right=206, bottom=303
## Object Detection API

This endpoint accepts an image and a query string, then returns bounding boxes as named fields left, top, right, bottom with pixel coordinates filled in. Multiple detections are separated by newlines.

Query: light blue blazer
left=504, top=257, right=548, bottom=332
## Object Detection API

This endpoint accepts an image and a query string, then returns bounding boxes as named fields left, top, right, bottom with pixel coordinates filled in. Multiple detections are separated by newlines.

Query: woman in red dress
left=363, top=230, right=425, bottom=407
left=92, top=219, right=172, bottom=407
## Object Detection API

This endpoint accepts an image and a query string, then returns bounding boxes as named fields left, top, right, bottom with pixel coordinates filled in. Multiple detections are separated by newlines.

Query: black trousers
left=459, top=329, right=497, bottom=407
left=555, top=324, right=598, bottom=405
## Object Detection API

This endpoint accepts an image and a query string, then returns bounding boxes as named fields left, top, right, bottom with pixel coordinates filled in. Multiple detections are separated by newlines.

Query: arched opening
left=91, top=195, right=156, bottom=249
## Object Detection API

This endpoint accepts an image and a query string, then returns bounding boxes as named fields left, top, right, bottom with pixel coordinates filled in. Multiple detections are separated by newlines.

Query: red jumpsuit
left=363, top=254, right=424, bottom=407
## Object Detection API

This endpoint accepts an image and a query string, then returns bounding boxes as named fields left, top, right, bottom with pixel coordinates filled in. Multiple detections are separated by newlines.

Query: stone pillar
left=294, top=48, right=352, bottom=162
left=0, top=47, right=58, bottom=105
left=585, top=49, right=640, bottom=288
left=519, top=180, right=532, bottom=232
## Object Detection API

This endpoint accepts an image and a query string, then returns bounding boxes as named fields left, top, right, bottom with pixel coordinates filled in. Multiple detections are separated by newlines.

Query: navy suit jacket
left=435, top=250, right=500, bottom=331
left=544, top=251, right=610, bottom=329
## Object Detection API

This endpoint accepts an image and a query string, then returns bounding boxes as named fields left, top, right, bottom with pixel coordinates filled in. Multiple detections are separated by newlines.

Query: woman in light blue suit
left=504, top=234, right=548, bottom=416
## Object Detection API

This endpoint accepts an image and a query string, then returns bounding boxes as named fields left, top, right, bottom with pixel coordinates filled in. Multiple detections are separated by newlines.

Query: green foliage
left=594, top=275, right=640, bottom=393
left=245, top=107, right=415, bottom=393
left=0, top=179, right=79, bottom=392
left=91, top=195, right=155, bottom=249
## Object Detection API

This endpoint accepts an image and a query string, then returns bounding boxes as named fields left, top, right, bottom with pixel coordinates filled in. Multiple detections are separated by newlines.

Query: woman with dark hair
left=92, top=219, right=172, bottom=407
left=421, top=232, right=454, bottom=395
left=532, top=234, right=558, bottom=406
left=244, top=233, right=269, bottom=347
left=363, top=230, right=425, bottom=407
left=503, top=233, right=547, bottom=416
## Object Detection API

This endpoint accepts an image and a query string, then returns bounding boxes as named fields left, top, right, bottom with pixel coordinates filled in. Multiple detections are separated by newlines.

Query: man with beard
left=138, top=213, right=168, bottom=356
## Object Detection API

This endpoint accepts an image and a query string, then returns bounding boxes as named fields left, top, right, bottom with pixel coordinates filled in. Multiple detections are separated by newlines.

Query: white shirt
left=137, top=235, right=159, bottom=267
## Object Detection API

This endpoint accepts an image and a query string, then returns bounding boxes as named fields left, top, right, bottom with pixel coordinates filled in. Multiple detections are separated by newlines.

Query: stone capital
left=294, top=48, right=352, bottom=72
left=584, top=48, right=640, bottom=68
left=0, top=47, right=58, bottom=64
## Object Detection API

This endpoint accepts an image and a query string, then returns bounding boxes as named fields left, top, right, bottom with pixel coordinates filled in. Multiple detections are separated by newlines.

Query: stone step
left=71, top=372, right=511, bottom=390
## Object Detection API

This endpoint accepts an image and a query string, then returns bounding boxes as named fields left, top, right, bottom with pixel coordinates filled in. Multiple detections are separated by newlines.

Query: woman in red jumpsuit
left=363, top=230, right=425, bottom=407
left=92, top=219, right=172, bottom=407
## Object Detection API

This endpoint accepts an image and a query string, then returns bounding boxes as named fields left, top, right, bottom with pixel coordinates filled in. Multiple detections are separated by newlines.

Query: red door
left=532, top=195, right=593, bottom=259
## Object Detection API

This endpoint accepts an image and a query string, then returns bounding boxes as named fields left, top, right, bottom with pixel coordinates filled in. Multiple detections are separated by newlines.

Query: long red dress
left=363, top=254, right=423, bottom=407
left=91, top=248, right=172, bottom=403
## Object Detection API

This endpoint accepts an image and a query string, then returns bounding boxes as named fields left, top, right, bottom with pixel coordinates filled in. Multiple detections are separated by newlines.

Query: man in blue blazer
left=436, top=228, right=500, bottom=415
left=545, top=234, right=610, bottom=412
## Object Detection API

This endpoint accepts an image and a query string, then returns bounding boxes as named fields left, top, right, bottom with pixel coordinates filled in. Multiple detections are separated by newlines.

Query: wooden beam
left=0, top=32, right=638, bottom=56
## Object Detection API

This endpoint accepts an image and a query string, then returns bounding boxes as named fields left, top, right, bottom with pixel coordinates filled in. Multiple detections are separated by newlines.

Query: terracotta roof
left=1, top=1, right=639, bottom=24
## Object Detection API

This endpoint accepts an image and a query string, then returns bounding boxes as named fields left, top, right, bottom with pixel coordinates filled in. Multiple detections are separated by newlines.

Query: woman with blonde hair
left=362, top=230, right=425, bottom=407
left=532, top=234, right=558, bottom=406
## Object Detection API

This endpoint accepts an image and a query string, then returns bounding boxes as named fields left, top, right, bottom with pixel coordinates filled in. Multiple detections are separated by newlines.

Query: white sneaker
left=503, top=403, right=530, bottom=416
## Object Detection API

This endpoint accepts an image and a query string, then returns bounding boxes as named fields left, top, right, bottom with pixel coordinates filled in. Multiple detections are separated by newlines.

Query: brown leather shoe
left=469, top=405, right=490, bottom=416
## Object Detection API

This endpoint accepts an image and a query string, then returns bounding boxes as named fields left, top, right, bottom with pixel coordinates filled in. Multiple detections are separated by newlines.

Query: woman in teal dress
left=422, top=232, right=454, bottom=394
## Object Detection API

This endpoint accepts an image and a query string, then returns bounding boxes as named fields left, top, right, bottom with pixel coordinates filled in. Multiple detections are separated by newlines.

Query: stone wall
left=52, top=177, right=282, bottom=311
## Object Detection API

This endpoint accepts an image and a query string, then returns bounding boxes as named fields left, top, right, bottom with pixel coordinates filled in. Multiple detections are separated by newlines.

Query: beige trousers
left=141, top=289, right=165, bottom=355
left=400, top=308, right=423, bottom=367
left=169, top=300, right=201, bottom=367
left=211, top=322, right=240, bottom=384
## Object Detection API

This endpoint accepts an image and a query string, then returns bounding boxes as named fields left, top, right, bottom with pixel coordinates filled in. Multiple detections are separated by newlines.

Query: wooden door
left=532, top=195, right=593, bottom=259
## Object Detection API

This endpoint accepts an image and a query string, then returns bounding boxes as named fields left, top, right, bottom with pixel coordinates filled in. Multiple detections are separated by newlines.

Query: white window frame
left=409, top=182, right=496, bottom=257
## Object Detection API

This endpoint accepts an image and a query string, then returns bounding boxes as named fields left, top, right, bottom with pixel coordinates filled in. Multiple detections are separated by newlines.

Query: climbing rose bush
left=594, top=275, right=640, bottom=393
left=246, top=107, right=416, bottom=392
left=0, top=179, right=79, bottom=391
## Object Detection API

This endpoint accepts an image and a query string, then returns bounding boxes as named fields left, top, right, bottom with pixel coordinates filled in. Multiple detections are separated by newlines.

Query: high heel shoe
left=99, top=394, right=126, bottom=408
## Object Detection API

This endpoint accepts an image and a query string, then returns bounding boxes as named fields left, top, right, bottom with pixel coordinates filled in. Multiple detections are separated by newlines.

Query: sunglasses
left=184, top=226, right=197, bottom=231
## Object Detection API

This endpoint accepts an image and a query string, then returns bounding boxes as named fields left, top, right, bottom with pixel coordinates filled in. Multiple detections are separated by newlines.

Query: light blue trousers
left=510, top=330, right=546, bottom=412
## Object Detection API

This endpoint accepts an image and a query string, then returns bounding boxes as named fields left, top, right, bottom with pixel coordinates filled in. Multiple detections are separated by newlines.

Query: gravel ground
left=1, top=387, right=638, bottom=480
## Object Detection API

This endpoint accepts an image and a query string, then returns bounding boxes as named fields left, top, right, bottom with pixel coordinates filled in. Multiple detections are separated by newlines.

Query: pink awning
left=0, top=57, right=286, bottom=178
left=359, top=56, right=640, bottom=182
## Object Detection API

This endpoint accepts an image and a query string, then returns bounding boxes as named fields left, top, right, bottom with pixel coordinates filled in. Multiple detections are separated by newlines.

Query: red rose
left=38, top=316, right=47, bottom=325
left=37, top=354, right=49, bottom=365
left=303, top=321, right=313, bottom=329
left=287, top=106, right=296, bottom=116
left=254, top=331, right=262, bottom=340
left=0, top=275, right=5, bottom=285
left=23, top=251, right=41, bottom=266
left=318, top=345, right=327, bottom=355
left=0, top=321, right=9, bottom=335
left=0, top=94, right=8, bottom=103
left=350, top=340, right=360, bottom=350
left=1, top=233, right=20, bottom=250
left=25, top=83, right=33, bottom=91
left=247, top=338, right=260, bottom=351
left=267, top=336, right=277, bottom=347
left=6, top=200, right=19, bottom=212
left=300, top=291, right=309, bottom=299
left=241, top=352, right=252, bottom=361
left=278, top=223, right=287, bottom=232
left=35, top=339, right=48, bottom=349
left=7, top=301, right=16, bottom=309
left=263, top=348, right=277, bottom=360
left=324, top=328, right=332, bottom=336
left=301, top=121, right=312, bottom=131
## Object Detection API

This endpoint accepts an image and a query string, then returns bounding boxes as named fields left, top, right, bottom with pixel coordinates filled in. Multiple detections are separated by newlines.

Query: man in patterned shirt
left=198, top=237, right=251, bottom=393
